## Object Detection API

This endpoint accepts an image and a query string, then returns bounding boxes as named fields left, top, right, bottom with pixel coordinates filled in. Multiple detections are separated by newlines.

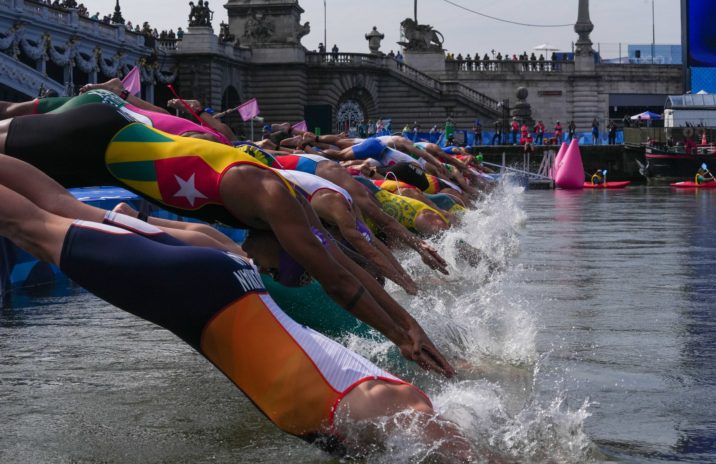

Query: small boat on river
left=583, top=181, right=631, bottom=189
left=643, top=144, right=716, bottom=180
left=670, top=180, right=716, bottom=189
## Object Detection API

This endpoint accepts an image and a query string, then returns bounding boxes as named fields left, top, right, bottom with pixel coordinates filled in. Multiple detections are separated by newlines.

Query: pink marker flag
left=292, top=120, right=308, bottom=132
left=121, top=66, right=141, bottom=96
left=237, top=98, right=260, bottom=121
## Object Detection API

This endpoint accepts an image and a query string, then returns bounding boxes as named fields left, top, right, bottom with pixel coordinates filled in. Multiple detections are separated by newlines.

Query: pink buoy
left=554, top=139, right=584, bottom=189
left=551, top=142, right=569, bottom=179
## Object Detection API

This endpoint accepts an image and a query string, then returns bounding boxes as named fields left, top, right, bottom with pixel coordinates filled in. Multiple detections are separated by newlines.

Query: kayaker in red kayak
left=590, top=169, right=605, bottom=185
left=695, top=167, right=715, bottom=185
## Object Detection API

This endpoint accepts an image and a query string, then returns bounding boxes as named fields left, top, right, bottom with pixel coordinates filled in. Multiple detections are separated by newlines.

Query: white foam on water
left=340, top=183, right=596, bottom=462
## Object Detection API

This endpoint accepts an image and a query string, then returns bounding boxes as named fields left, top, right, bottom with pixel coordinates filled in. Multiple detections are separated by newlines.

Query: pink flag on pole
left=291, top=120, right=308, bottom=132
left=237, top=98, right=260, bottom=121
left=121, top=66, right=141, bottom=96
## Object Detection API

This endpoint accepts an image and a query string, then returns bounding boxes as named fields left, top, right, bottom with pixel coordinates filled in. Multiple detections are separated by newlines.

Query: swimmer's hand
left=416, top=240, right=449, bottom=275
left=400, top=324, right=455, bottom=378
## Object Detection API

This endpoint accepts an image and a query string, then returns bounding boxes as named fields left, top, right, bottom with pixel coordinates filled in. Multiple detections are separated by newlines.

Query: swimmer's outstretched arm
left=221, top=166, right=454, bottom=376
left=309, top=193, right=417, bottom=294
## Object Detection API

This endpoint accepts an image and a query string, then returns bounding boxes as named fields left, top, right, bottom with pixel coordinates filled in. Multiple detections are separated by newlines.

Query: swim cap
left=475, top=154, right=483, bottom=162
left=203, top=107, right=215, bottom=115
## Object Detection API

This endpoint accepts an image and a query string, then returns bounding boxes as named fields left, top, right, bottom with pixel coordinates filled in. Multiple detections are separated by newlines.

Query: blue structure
left=683, top=0, right=716, bottom=93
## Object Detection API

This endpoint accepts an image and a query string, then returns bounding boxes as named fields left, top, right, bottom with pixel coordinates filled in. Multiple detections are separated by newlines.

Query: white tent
left=533, top=43, right=558, bottom=51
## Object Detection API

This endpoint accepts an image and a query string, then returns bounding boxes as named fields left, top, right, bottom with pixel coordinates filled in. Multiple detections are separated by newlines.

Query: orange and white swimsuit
left=59, top=219, right=418, bottom=442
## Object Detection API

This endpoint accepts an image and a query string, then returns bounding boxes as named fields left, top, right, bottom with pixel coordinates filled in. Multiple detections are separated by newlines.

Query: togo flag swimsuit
left=5, top=104, right=293, bottom=228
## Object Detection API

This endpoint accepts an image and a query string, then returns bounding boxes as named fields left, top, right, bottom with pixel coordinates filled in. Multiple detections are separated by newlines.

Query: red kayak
left=583, top=181, right=631, bottom=189
left=670, top=181, right=716, bottom=189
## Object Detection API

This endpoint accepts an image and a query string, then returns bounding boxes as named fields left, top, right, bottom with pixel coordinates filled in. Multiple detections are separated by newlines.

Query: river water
left=1, top=185, right=715, bottom=463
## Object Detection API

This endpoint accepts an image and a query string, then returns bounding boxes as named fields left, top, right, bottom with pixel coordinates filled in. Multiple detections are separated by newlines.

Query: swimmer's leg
left=0, top=184, right=72, bottom=265
left=0, top=99, right=39, bottom=119
left=0, top=154, right=238, bottom=252
left=0, top=153, right=105, bottom=222
left=112, top=202, right=247, bottom=256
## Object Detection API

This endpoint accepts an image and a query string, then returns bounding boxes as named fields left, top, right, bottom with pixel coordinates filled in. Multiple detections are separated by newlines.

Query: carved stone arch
left=335, top=86, right=378, bottom=134
left=327, top=72, right=379, bottom=118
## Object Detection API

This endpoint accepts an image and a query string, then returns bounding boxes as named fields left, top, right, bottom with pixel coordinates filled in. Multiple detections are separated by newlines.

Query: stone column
left=574, top=0, right=595, bottom=71
left=570, top=0, right=600, bottom=131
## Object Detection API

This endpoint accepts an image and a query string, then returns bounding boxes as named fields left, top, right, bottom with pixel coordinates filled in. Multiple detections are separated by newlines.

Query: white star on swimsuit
left=173, top=173, right=207, bottom=206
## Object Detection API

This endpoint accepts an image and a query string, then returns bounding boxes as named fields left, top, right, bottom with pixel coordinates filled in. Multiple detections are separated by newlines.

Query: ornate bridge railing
left=0, top=0, right=177, bottom=98
left=306, top=52, right=500, bottom=116
left=446, top=59, right=575, bottom=74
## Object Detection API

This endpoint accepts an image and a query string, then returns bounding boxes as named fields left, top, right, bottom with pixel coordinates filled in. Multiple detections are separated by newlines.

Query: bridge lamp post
left=651, top=0, right=655, bottom=64
left=323, top=0, right=327, bottom=52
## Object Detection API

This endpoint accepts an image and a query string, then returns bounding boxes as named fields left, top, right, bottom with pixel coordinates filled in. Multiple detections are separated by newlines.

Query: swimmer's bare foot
left=112, top=202, right=138, bottom=218
left=79, top=78, right=124, bottom=95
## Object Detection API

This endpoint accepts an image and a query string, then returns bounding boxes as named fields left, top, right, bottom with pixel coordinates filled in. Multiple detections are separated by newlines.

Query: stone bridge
left=0, top=0, right=684, bottom=136
left=0, top=0, right=176, bottom=101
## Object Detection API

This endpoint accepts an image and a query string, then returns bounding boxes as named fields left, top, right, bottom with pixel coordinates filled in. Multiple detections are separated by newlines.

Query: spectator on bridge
left=496, top=52, right=502, bottom=61
left=534, top=120, right=545, bottom=145
left=510, top=117, right=519, bottom=145
left=592, top=117, right=600, bottom=144
left=567, top=120, right=576, bottom=142
left=492, top=119, right=503, bottom=145
left=331, top=44, right=339, bottom=62
left=177, top=27, right=185, bottom=39
left=554, top=121, right=563, bottom=144
left=91, top=11, right=99, bottom=20
left=538, top=54, right=545, bottom=71
left=608, top=121, right=617, bottom=145
left=388, top=50, right=395, bottom=58
left=318, top=42, right=326, bottom=54
left=472, top=120, right=482, bottom=145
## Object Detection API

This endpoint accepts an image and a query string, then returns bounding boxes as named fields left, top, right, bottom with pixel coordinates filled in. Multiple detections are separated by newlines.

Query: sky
left=89, top=0, right=682, bottom=58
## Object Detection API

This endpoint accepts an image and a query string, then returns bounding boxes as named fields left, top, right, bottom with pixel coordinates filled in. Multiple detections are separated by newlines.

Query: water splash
left=342, top=184, right=595, bottom=462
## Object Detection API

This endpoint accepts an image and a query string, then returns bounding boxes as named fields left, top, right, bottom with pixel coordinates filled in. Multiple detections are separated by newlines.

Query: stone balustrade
left=446, top=59, right=575, bottom=74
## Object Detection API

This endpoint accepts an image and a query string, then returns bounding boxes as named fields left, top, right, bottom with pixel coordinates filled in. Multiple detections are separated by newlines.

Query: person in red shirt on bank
left=510, top=117, right=519, bottom=145
left=554, top=121, right=563, bottom=144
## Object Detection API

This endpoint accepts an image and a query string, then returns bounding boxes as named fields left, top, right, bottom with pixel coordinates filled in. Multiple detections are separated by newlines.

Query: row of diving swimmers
left=0, top=84, right=499, bottom=460
left=0, top=78, right=496, bottom=278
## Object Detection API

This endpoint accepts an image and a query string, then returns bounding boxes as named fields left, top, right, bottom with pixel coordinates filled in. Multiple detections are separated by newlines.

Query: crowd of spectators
left=445, top=50, right=573, bottom=72
left=32, top=0, right=185, bottom=43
